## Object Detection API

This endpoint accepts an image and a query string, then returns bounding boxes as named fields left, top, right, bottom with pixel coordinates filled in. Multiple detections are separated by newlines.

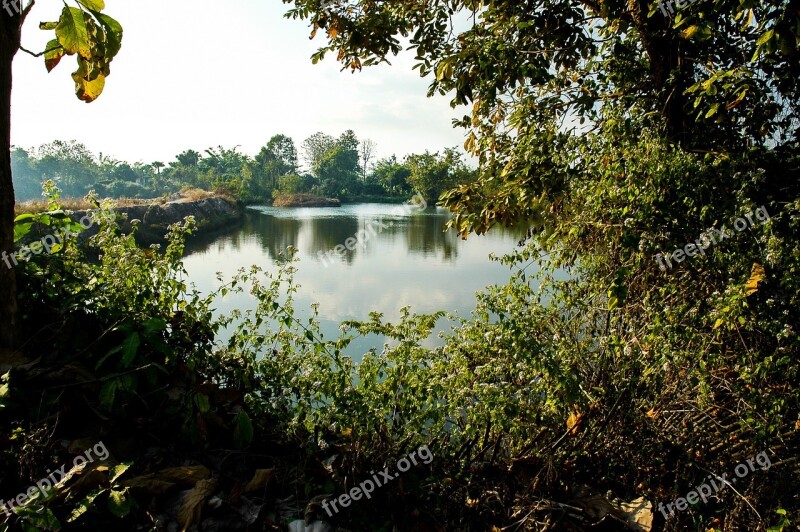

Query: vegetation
left=0, top=0, right=798, bottom=530
left=11, top=134, right=476, bottom=206
left=271, top=193, right=341, bottom=207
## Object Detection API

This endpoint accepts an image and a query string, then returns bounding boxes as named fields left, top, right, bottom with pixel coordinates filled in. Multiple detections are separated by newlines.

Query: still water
left=182, top=204, right=529, bottom=357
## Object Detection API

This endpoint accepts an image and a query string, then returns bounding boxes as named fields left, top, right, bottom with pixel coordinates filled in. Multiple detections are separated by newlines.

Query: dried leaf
left=243, top=468, right=273, bottom=493
left=567, top=410, right=583, bottom=435
left=745, top=263, right=765, bottom=295
left=618, top=496, right=653, bottom=531
left=123, top=465, right=210, bottom=494
left=178, top=478, right=217, bottom=531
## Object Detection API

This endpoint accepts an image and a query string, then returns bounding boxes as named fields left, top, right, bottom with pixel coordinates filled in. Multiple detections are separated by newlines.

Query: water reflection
left=182, top=203, right=527, bottom=358
left=185, top=205, right=468, bottom=264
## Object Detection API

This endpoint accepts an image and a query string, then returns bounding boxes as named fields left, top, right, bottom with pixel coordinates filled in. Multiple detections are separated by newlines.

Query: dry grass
left=178, top=187, right=216, bottom=201
left=181, top=186, right=237, bottom=204
left=14, top=188, right=232, bottom=216
left=273, top=193, right=340, bottom=207
left=14, top=197, right=151, bottom=216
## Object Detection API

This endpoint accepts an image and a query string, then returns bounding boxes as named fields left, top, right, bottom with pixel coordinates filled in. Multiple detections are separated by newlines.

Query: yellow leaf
left=178, top=478, right=217, bottom=531
left=243, top=469, right=273, bottom=493
left=713, top=318, right=725, bottom=330
left=567, top=410, right=583, bottom=435
left=646, top=408, right=658, bottom=419
left=464, top=132, right=477, bottom=153
left=745, top=262, right=765, bottom=295
left=682, top=25, right=700, bottom=39
left=123, top=466, right=210, bottom=495
left=72, top=61, right=106, bottom=103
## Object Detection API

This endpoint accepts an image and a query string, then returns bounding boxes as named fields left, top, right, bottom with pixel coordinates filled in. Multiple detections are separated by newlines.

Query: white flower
left=623, top=345, right=632, bottom=357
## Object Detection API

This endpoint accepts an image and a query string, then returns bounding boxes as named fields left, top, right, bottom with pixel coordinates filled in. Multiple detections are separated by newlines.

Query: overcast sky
left=10, top=0, right=468, bottom=166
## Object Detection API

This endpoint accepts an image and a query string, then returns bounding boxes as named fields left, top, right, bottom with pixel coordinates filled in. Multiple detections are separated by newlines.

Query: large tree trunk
left=0, top=7, right=26, bottom=349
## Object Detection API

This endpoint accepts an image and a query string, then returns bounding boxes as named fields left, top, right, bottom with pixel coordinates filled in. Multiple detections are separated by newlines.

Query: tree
left=10, top=146, right=39, bottom=201
left=266, top=134, right=298, bottom=176
left=302, top=132, right=336, bottom=175
left=1, top=1, right=123, bottom=348
left=34, top=140, right=99, bottom=197
left=284, top=0, right=797, bottom=234
left=175, top=149, right=201, bottom=167
left=358, top=138, right=376, bottom=181
left=371, top=156, right=412, bottom=196
left=253, top=134, right=299, bottom=195
left=405, top=148, right=472, bottom=204
left=316, top=145, right=360, bottom=198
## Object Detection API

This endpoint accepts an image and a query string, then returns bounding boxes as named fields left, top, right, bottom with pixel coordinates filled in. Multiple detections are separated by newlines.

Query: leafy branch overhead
left=39, top=0, right=122, bottom=103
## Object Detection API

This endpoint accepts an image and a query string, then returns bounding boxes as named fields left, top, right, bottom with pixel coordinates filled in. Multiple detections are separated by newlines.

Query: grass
left=14, top=188, right=234, bottom=216
left=272, top=193, right=341, bottom=207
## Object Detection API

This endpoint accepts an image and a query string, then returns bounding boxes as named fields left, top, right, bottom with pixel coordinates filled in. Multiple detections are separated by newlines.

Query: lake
left=181, top=203, right=529, bottom=357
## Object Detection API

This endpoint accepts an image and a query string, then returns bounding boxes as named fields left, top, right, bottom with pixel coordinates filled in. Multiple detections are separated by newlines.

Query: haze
left=10, top=0, right=467, bottom=164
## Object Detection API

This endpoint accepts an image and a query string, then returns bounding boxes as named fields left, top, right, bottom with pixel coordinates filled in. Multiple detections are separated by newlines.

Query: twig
left=19, top=43, right=62, bottom=59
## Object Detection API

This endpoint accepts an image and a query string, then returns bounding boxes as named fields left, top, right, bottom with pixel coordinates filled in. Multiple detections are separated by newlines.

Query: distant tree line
left=11, top=131, right=476, bottom=205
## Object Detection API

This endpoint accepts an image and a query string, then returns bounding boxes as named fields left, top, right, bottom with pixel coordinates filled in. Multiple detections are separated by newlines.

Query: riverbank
left=15, top=189, right=245, bottom=246
left=272, top=194, right=341, bottom=207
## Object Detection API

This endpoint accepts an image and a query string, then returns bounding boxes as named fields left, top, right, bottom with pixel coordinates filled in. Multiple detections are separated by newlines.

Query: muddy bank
left=75, top=196, right=244, bottom=245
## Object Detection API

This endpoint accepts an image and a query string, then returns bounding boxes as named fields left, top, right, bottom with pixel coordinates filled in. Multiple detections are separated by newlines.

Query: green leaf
left=194, top=393, right=211, bottom=413
left=0, top=371, right=9, bottom=411
left=56, top=6, right=92, bottom=59
left=233, top=409, right=254, bottom=448
left=13, top=213, right=36, bottom=223
left=43, top=39, right=65, bottom=72
left=67, top=489, right=103, bottom=523
left=436, top=58, right=456, bottom=81
left=88, top=10, right=123, bottom=59
left=14, top=506, right=61, bottom=530
left=696, top=26, right=713, bottom=41
left=705, top=102, right=720, bottom=118
left=107, top=488, right=132, bottom=518
left=99, top=380, right=118, bottom=410
left=756, top=29, right=774, bottom=46
left=77, top=0, right=105, bottom=10
left=121, top=332, right=141, bottom=368
left=14, top=222, right=33, bottom=243
left=39, top=21, right=59, bottom=30
left=142, top=317, right=167, bottom=336
left=109, top=462, right=133, bottom=483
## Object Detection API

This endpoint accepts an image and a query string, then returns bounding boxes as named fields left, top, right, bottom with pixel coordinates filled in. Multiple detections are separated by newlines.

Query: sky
left=10, top=0, right=469, bottom=167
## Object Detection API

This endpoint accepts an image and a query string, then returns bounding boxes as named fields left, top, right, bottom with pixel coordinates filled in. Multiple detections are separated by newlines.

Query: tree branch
left=19, top=43, right=62, bottom=58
